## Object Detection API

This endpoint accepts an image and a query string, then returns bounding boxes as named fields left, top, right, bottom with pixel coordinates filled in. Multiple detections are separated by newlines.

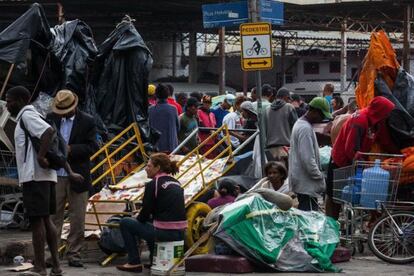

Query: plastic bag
left=31, top=92, right=53, bottom=117
left=393, top=67, right=414, bottom=117
left=252, top=135, right=267, bottom=178
left=355, top=31, right=399, bottom=108
left=214, top=195, right=340, bottom=272
left=375, top=75, right=414, bottom=149
left=319, top=146, right=332, bottom=171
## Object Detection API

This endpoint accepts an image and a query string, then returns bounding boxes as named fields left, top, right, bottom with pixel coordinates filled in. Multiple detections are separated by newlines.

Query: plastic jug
left=360, top=159, right=390, bottom=208
left=341, top=167, right=362, bottom=204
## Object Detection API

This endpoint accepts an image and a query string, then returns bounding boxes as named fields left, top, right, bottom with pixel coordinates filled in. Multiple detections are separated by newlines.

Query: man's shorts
left=22, top=181, right=56, bottom=217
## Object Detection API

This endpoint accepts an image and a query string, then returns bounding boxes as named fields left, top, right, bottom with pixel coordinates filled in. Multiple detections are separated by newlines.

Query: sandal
left=116, top=264, right=143, bottom=273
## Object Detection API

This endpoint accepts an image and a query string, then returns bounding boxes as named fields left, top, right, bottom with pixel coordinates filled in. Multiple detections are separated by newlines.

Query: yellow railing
left=83, top=124, right=238, bottom=266
left=176, top=124, right=236, bottom=207
left=85, top=124, right=236, bottom=229
left=89, top=123, right=148, bottom=187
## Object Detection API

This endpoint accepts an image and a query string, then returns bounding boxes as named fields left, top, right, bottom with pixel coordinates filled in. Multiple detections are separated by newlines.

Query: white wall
left=294, top=55, right=361, bottom=82
left=148, top=40, right=187, bottom=81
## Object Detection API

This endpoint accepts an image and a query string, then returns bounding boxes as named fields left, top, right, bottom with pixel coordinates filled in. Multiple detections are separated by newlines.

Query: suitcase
left=330, top=246, right=351, bottom=263
left=185, top=254, right=255, bottom=273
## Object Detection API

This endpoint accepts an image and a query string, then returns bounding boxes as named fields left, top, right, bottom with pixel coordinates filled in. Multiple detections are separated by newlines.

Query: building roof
left=0, top=0, right=411, bottom=40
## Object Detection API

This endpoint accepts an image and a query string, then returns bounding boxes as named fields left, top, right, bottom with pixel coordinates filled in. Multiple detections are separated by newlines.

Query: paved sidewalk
left=1, top=229, right=413, bottom=276
left=1, top=255, right=414, bottom=276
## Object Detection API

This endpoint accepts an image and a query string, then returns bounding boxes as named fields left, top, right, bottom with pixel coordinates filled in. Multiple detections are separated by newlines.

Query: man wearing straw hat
left=47, top=89, right=98, bottom=268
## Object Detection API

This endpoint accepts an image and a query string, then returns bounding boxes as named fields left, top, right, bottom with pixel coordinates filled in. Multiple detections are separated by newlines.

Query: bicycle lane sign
left=240, top=22, right=273, bottom=71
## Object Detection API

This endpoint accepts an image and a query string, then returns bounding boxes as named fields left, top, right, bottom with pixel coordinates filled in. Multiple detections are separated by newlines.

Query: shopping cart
left=332, top=152, right=403, bottom=254
left=0, top=150, right=24, bottom=228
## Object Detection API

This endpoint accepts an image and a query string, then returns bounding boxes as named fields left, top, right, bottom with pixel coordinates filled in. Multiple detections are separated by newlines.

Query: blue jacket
left=148, top=101, right=179, bottom=152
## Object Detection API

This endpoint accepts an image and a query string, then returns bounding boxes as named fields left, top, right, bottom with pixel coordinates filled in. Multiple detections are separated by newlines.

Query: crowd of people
left=4, top=80, right=399, bottom=274
left=147, top=82, right=398, bottom=216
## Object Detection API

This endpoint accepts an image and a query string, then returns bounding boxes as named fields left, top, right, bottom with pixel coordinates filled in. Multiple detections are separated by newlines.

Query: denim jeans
left=119, top=217, right=184, bottom=265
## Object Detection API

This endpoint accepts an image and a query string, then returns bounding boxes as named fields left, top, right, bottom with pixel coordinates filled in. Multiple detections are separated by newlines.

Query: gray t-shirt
left=288, top=118, right=325, bottom=197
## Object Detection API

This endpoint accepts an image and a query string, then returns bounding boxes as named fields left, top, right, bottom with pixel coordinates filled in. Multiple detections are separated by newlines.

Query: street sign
left=202, top=1, right=249, bottom=29
left=240, top=22, right=273, bottom=71
left=259, top=0, right=284, bottom=25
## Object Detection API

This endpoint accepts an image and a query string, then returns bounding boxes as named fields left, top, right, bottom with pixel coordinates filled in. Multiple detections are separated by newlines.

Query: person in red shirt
left=326, top=96, right=396, bottom=219
left=198, top=95, right=217, bottom=158
left=166, top=84, right=183, bottom=114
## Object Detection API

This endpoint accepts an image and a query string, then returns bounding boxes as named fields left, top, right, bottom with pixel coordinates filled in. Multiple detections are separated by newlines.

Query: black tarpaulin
left=51, top=19, right=98, bottom=100
left=374, top=75, right=414, bottom=148
left=90, top=16, right=153, bottom=134
left=0, top=3, right=51, bottom=65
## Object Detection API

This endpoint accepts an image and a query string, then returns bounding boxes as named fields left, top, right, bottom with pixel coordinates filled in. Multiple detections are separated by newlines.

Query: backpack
left=98, top=216, right=126, bottom=255
left=19, top=111, right=68, bottom=170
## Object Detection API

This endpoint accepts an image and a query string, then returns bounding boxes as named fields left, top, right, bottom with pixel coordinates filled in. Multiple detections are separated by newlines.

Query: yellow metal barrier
left=90, top=123, right=148, bottom=187
left=83, top=124, right=237, bottom=265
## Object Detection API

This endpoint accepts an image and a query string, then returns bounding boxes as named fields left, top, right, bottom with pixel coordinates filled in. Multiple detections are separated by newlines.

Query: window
left=330, top=61, right=340, bottom=73
left=304, top=62, right=319, bottom=74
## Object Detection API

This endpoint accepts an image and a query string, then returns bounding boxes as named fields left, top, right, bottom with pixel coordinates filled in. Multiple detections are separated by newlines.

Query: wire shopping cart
left=0, top=150, right=24, bottom=228
left=332, top=152, right=403, bottom=254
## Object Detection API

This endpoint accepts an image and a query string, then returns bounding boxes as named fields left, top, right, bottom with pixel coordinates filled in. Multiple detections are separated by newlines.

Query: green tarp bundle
left=214, top=195, right=341, bottom=272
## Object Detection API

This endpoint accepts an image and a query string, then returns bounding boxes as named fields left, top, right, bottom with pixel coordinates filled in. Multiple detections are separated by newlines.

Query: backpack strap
left=18, top=110, right=30, bottom=163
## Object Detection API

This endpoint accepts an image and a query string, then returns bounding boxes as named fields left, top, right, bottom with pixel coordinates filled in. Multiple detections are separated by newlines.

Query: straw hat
left=52, top=89, right=78, bottom=115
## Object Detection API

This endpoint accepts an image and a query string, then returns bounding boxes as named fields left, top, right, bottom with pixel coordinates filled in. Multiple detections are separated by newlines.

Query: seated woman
left=248, top=161, right=298, bottom=208
left=207, top=181, right=238, bottom=209
left=249, top=161, right=289, bottom=194
left=116, top=153, right=187, bottom=273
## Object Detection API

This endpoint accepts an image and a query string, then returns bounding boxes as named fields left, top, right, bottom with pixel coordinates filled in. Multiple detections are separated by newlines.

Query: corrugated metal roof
left=274, top=30, right=371, bottom=41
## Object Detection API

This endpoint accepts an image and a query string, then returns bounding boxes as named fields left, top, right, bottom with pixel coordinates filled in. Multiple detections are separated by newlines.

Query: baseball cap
left=240, top=101, right=257, bottom=115
left=276, top=88, right=291, bottom=99
left=309, top=97, right=332, bottom=120
left=291, top=93, right=301, bottom=102
left=224, top=94, right=236, bottom=105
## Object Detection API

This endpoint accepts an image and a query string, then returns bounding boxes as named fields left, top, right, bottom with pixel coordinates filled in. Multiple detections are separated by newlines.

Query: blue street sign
left=259, top=0, right=284, bottom=25
left=202, top=1, right=249, bottom=29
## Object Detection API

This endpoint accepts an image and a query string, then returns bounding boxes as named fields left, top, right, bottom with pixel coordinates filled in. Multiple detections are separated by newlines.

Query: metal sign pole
left=249, top=0, right=266, bottom=177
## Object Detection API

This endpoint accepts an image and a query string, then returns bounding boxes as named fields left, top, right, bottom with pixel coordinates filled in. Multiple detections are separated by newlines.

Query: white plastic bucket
left=151, top=240, right=185, bottom=276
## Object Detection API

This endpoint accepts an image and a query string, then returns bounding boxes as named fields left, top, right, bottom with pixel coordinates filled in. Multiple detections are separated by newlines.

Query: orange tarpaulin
left=355, top=31, right=400, bottom=108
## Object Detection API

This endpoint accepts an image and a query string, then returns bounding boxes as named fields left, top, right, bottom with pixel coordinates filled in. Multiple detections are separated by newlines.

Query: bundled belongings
left=86, top=16, right=153, bottom=136
left=214, top=194, right=340, bottom=272
left=50, top=19, right=98, bottom=100
left=355, top=30, right=414, bottom=150
left=0, top=3, right=59, bottom=98
left=374, top=75, right=414, bottom=149
left=355, top=30, right=399, bottom=108
left=0, top=3, right=97, bottom=105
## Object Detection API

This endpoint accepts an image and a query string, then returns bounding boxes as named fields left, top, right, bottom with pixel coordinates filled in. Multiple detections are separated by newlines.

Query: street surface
left=1, top=230, right=413, bottom=275
left=1, top=254, right=414, bottom=276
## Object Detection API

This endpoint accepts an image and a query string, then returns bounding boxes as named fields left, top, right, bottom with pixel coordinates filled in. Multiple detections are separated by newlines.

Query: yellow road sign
left=240, top=22, right=273, bottom=71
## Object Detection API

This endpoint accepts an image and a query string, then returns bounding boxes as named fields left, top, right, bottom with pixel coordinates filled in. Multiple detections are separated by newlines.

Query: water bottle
left=353, top=167, right=362, bottom=204
left=341, top=167, right=362, bottom=204
left=360, top=159, right=390, bottom=208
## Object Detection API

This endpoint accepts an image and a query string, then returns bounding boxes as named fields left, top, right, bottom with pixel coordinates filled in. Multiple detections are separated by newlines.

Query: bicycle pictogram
left=246, top=37, right=268, bottom=56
